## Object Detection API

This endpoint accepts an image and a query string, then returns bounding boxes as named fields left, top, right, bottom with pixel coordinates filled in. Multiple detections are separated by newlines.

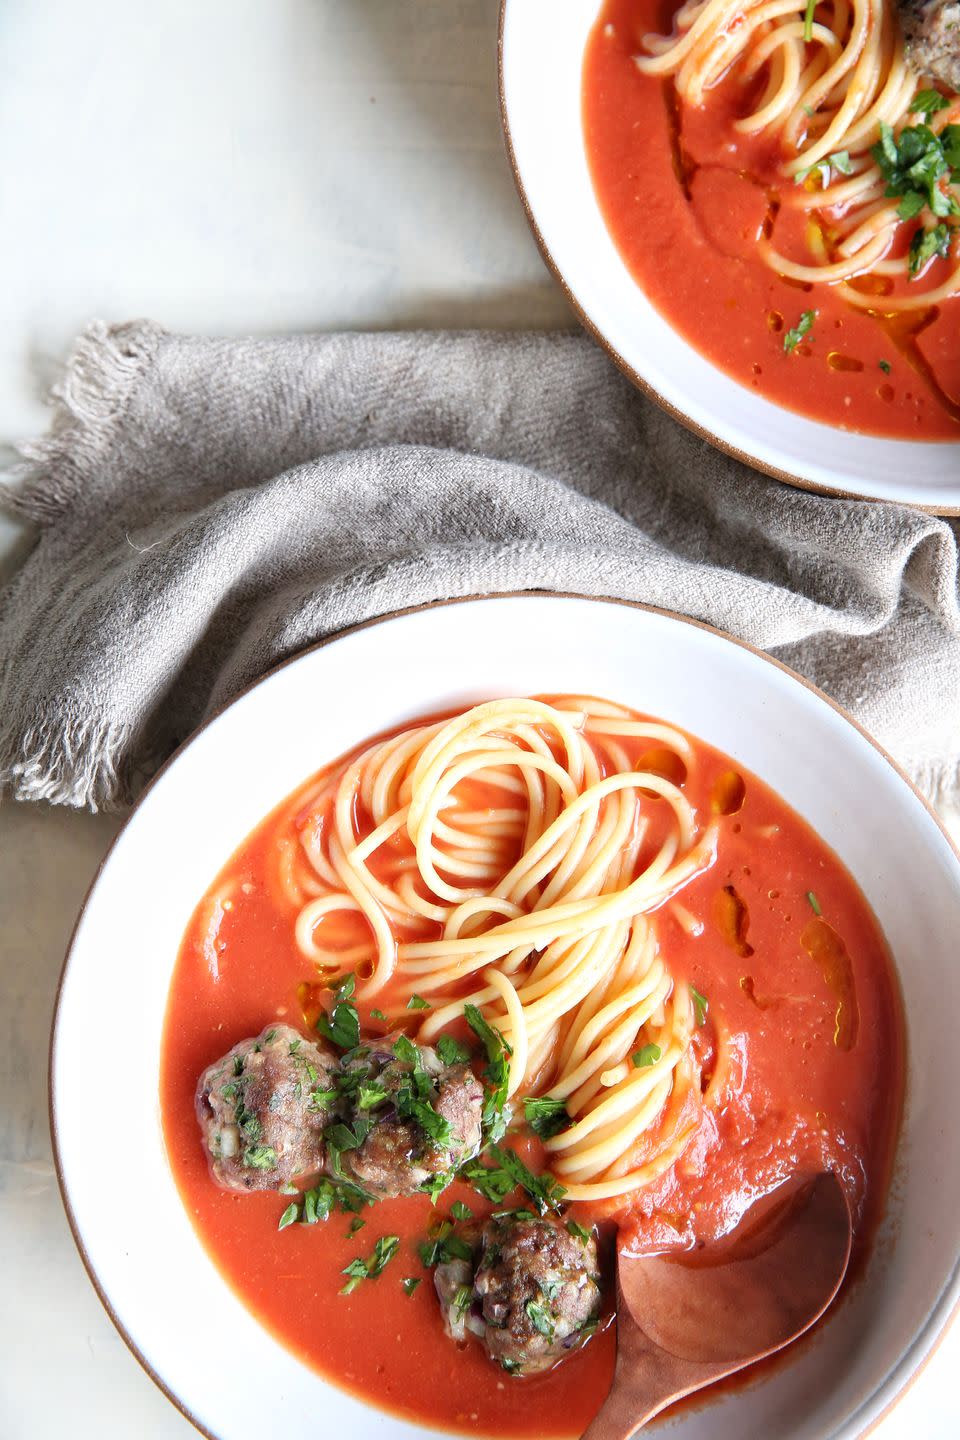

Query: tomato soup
left=583, top=0, right=960, bottom=439
left=161, top=701, right=903, bottom=1436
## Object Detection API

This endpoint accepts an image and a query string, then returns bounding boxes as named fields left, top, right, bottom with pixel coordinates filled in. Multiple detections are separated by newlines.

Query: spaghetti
left=280, top=697, right=718, bottom=1203
left=635, top=0, right=960, bottom=305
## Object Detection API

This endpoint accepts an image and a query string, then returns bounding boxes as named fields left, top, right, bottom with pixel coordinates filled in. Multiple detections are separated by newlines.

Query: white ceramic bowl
left=52, top=594, right=960, bottom=1440
left=499, top=1, right=960, bottom=509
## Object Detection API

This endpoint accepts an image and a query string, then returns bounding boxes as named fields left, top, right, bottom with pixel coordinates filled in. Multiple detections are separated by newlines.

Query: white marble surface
left=0, top=1, right=955, bottom=1436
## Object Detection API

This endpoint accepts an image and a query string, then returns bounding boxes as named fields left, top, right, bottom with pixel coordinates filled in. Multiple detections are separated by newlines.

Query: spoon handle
left=580, top=1313, right=724, bottom=1440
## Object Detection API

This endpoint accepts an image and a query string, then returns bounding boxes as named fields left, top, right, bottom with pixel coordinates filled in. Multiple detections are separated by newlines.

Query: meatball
left=898, top=0, right=960, bottom=90
left=333, top=1036, right=484, bottom=1198
left=467, top=1213, right=602, bottom=1375
left=196, top=1023, right=337, bottom=1191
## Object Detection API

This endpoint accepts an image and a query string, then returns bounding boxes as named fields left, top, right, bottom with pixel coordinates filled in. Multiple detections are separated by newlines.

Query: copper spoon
left=582, top=1171, right=852, bottom=1439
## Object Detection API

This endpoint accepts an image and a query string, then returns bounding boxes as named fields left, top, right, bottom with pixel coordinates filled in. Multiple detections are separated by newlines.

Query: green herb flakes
left=340, top=1258, right=369, bottom=1295
left=419, top=1222, right=474, bottom=1268
left=523, top=1095, right=571, bottom=1140
left=525, top=1300, right=556, bottom=1340
left=450, top=1201, right=473, bottom=1221
left=871, top=119, right=960, bottom=224
left=910, top=89, right=950, bottom=118
left=908, top=222, right=954, bottom=276
left=632, top=1043, right=662, bottom=1069
left=402, top=1277, right=421, bottom=1297
left=783, top=310, right=817, bottom=354
left=691, top=987, right=709, bottom=1026
left=280, top=1174, right=375, bottom=1230
left=464, top=1004, right=512, bottom=1141
left=421, top=1172, right=453, bottom=1203
left=436, top=1033, right=471, bottom=1066
left=316, top=973, right=361, bottom=1051
left=807, top=890, right=823, bottom=915
left=407, top=994, right=432, bottom=1011
left=242, top=1145, right=278, bottom=1170
left=484, top=1144, right=566, bottom=1215
left=340, top=1234, right=400, bottom=1294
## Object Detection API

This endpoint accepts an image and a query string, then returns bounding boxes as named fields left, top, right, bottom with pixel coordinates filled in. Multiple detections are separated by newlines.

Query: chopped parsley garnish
left=566, top=1219, right=592, bottom=1245
left=407, top=994, right=432, bottom=1011
left=340, top=1258, right=369, bottom=1295
left=325, top=1118, right=371, bottom=1155
left=421, top=1172, right=453, bottom=1203
left=879, top=359, right=892, bottom=374
left=277, top=1174, right=374, bottom=1231
left=419, top=1222, right=474, bottom=1267
left=910, top=89, right=950, bottom=118
left=484, top=1144, right=566, bottom=1215
left=458, top=1156, right=516, bottom=1204
left=392, top=1033, right=419, bottom=1065
left=357, top=1081, right=389, bottom=1111
left=242, top=1144, right=278, bottom=1170
left=795, top=150, right=852, bottom=188
left=402, top=1276, right=421, bottom=1297
left=262, top=1028, right=277, bottom=1043
left=783, top=310, right=817, bottom=354
left=690, top=987, right=709, bottom=1026
left=464, top=1003, right=512, bottom=1141
left=369, top=1008, right=387, bottom=1022
left=632, top=1042, right=662, bottom=1068
left=368, top=1234, right=400, bottom=1276
left=806, top=890, right=823, bottom=916
left=523, top=1095, right=571, bottom=1140
left=450, top=1201, right=473, bottom=1221
left=454, top=1283, right=473, bottom=1319
left=436, top=1033, right=471, bottom=1066
left=280, top=1174, right=374, bottom=1229
left=525, top=1300, right=556, bottom=1340
left=909, top=222, right=954, bottom=276
left=308, top=1086, right=337, bottom=1112
left=871, top=119, right=960, bottom=223
left=803, top=0, right=816, bottom=42
left=340, top=1234, right=400, bottom=1294
left=501, top=1358, right=521, bottom=1375
left=348, top=1216, right=366, bottom=1236
left=316, top=973, right=361, bottom=1050
left=387, top=1035, right=455, bottom=1150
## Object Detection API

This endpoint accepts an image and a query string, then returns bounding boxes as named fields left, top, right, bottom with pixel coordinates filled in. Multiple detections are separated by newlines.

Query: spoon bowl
left=583, top=1172, right=852, bottom=1438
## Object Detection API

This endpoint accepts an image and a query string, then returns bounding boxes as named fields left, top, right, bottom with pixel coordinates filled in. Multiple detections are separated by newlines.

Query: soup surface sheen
left=161, top=700, right=903, bottom=1438
left=583, top=0, right=960, bottom=440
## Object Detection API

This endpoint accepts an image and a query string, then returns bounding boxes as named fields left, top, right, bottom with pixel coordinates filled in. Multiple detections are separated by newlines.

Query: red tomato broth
left=583, top=0, right=960, bottom=438
left=160, top=701, right=904, bottom=1436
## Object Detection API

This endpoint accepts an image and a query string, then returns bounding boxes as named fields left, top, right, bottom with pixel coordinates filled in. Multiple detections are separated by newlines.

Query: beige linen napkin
left=1, top=321, right=957, bottom=810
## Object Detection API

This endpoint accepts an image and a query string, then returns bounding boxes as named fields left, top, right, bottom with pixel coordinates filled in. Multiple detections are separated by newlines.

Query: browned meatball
left=196, top=1023, right=337, bottom=1191
left=333, top=1037, right=484, bottom=1198
left=898, top=0, right=960, bottom=89
left=470, top=1213, right=602, bottom=1375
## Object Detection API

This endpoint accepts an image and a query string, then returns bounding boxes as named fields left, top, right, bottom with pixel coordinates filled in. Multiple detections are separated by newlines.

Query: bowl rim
left=48, top=590, right=960, bottom=1440
left=496, top=0, right=960, bottom=518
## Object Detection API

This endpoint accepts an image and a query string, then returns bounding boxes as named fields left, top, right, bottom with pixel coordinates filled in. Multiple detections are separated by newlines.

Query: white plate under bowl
left=51, top=595, right=960, bottom=1440
left=499, top=1, right=960, bottom=510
